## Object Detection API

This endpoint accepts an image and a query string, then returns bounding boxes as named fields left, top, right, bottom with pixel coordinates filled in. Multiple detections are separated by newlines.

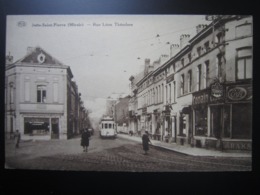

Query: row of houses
left=128, top=15, right=252, bottom=151
left=5, top=47, right=90, bottom=140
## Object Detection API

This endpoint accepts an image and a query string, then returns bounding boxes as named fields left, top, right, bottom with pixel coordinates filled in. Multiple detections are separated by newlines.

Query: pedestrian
left=142, top=130, right=152, bottom=155
left=14, top=129, right=21, bottom=148
left=81, top=128, right=91, bottom=152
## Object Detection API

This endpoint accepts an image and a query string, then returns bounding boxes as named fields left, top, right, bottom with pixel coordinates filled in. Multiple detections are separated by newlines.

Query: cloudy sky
left=6, top=15, right=211, bottom=118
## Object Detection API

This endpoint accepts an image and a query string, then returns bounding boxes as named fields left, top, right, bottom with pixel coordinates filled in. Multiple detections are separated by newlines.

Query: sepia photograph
left=4, top=14, right=252, bottom=172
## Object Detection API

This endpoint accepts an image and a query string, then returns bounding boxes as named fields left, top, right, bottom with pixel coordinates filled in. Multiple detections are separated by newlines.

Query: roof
left=15, top=46, right=65, bottom=67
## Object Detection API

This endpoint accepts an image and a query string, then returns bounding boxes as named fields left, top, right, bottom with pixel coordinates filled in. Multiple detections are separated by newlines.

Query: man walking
left=14, top=130, right=21, bottom=148
left=81, top=128, right=91, bottom=152
left=142, top=130, right=152, bottom=155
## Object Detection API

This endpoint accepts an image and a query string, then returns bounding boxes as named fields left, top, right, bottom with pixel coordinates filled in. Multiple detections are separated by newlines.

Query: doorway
left=51, top=118, right=59, bottom=139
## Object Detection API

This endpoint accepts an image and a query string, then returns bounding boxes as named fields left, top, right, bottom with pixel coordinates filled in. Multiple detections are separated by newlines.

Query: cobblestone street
left=5, top=133, right=251, bottom=172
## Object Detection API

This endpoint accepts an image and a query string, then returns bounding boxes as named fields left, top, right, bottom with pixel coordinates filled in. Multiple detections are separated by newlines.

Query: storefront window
left=195, top=107, right=207, bottom=136
left=232, top=104, right=252, bottom=139
left=210, top=106, right=222, bottom=138
left=179, top=114, right=186, bottom=136
left=24, top=118, right=49, bottom=135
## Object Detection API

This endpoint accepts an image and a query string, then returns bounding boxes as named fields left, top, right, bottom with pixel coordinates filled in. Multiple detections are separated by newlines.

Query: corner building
left=5, top=47, right=86, bottom=140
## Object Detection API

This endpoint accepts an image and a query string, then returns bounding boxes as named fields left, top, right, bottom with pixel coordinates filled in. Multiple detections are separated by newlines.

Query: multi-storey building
left=5, top=46, right=87, bottom=140
left=129, top=15, right=252, bottom=151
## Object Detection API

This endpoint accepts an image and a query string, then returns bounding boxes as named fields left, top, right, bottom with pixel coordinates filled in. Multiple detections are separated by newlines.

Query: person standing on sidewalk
left=14, top=130, right=21, bottom=148
left=81, top=128, right=91, bottom=152
left=142, top=130, right=152, bottom=155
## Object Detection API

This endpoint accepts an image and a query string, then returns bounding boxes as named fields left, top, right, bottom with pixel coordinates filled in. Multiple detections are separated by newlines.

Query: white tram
left=100, top=117, right=117, bottom=139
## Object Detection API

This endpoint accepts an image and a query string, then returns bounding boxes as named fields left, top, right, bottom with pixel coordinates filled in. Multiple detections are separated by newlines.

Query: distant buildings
left=5, top=47, right=89, bottom=140
left=129, top=15, right=252, bottom=151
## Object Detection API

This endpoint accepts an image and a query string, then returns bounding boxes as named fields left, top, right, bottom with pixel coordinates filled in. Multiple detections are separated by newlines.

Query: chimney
left=145, top=58, right=150, bottom=66
left=196, top=24, right=208, bottom=34
left=160, top=54, right=169, bottom=64
left=180, top=34, right=190, bottom=49
left=6, top=52, right=13, bottom=65
left=144, top=58, right=152, bottom=75
left=170, top=44, right=180, bottom=57
left=27, top=47, right=35, bottom=54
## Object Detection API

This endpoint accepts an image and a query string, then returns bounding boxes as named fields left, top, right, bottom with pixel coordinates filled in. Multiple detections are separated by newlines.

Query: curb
left=117, top=134, right=252, bottom=158
left=117, top=134, right=190, bottom=155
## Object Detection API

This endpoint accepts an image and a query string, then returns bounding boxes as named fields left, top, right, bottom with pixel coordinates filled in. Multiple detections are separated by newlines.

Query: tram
left=100, top=116, right=117, bottom=139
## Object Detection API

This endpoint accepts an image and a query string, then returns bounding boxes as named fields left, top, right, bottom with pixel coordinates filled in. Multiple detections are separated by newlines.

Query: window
left=180, top=74, right=184, bottom=95
left=188, top=70, right=192, bottom=93
left=216, top=54, right=223, bottom=78
left=215, top=32, right=223, bottom=45
left=162, top=84, right=164, bottom=103
left=232, top=104, right=252, bottom=139
left=204, top=61, right=210, bottom=88
left=172, top=64, right=175, bottom=73
left=197, top=46, right=201, bottom=57
left=159, top=85, right=161, bottom=102
left=204, top=41, right=210, bottom=52
left=105, top=123, right=108, bottom=129
left=9, top=83, right=14, bottom=104
left=155, top=88, right=157, bottom=104
left=173, top=81, right=176, bottom=102
left=169, top=83, right=171, bottom=103
left=181, top=58, right=185, bottom=67
left=195, top=107, right=207, bottom=136
left=197, top=65, right=202, bottom=91
left=109, top=124, right=112, bottom=128
left=166, top=85, right=168, bottom=103
left=188, top=53, right=192, bottom=63
left=37, top=85, right=47, bottom=103
left=236, top=23, right=252, bottom=38
left=236, top=47, right=252, bottom=80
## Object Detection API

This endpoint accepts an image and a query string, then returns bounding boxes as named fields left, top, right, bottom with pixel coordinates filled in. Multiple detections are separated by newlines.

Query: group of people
left=11, top=128, right=152, bottom=155
left=80, top=128, right=152, bottom=155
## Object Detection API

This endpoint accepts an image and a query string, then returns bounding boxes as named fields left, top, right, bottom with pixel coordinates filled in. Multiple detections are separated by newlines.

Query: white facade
left=5, top=47, right=74, bottom=140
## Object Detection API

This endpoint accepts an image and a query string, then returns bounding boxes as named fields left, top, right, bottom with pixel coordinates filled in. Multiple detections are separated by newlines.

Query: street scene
left=5, top=15, right=252, bottom=172
left=5, top=133, right=251, bottom=172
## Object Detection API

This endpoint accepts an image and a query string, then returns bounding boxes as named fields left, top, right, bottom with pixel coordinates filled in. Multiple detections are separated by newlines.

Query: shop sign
left=223, top=141, right=251, bottom=150
left=192, top=90, right=209, bottom=105
left=211, top=82, right=224, bottom=98
left=209, top=82, right=224, bottom=104
left=226, top=84, right=252, bottom=103
left=166, top=74, right=174, bottom=83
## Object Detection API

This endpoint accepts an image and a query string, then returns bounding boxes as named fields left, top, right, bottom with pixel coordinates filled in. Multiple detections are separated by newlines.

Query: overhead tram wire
left=62, top=25, right=201, bottom=62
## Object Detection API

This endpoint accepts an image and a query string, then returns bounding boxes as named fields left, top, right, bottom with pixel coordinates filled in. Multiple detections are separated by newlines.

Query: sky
left=6, top=15, right=211, bottom=119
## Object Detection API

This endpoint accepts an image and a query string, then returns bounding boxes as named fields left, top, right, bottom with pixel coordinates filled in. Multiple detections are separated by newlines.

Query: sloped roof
left=15, top=46, right=64, bottom=66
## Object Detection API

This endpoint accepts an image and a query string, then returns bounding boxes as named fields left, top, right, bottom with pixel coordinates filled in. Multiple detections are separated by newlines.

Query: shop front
left=24, top=116, right=60, bottom=139
left=162, top=105, right=171, bottom=142
left=192, top=83, right=225, bottom=149
left=221, top=83, right=252, bottom=151
left=192, top=82, right=252, bottom=151
left=153, top=109, right=162, bottom=140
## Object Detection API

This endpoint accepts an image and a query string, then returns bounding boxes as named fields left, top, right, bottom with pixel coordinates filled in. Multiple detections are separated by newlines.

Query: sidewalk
left=117, top=134, right=251, bottom=158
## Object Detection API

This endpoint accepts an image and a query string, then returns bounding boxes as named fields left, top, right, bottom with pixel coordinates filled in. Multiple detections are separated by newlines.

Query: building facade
left=5, top=47, right=87, bottom=140
left=129, top=15, right=252, bottom=151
